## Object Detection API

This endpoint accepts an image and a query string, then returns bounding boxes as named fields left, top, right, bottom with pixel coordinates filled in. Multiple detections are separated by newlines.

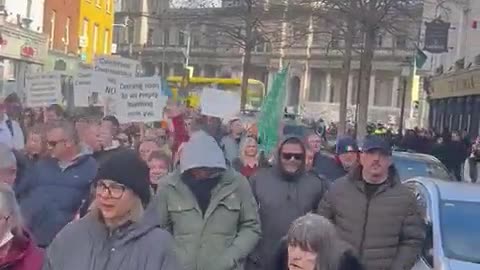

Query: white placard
left=200, top=88, right=241, bottom=119
left=25, top=72, right=62, bottom=107
left=73, top=71, right=108, bottom=107
left=114, top=77, right=167, bottom=123
left=93, top=56, right=139, bottom=77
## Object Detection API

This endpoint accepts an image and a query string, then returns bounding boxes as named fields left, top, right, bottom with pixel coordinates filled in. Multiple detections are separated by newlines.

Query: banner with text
left=93, top=56, right=140, bottom=77
left=115, top=77, right=167, bottom=123
left=25, top=72, right=62, bottom=107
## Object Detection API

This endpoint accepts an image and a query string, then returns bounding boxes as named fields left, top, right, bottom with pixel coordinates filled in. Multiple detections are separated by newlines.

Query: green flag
left=416, top=48, right=427, bottom=69
left=258, top=68, right=288, bottom=154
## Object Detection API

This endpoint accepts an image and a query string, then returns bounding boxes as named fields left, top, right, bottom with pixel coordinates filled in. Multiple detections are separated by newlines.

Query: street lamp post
left=398, top=66, right=410, bottom=136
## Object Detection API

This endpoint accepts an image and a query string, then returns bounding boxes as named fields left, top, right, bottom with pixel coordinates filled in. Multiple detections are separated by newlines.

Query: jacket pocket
left=207, top=196, right=241, bottom=235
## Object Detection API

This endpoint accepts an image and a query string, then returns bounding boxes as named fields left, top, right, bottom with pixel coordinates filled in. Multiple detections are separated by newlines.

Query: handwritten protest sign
left=25, top=72, right=62, bottom=107
left=200, top=88, right=240, bottom=119
left=93, top=56, right=140, bottom=77
left=73, top=71, right=108, bottom=107
left=114, top=77, right=167, bottom=123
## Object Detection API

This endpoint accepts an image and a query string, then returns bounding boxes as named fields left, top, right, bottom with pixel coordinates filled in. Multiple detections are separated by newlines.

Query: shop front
left=0, top=18, right=48, bottom=99
left=430, top=68, right=480, bottom=137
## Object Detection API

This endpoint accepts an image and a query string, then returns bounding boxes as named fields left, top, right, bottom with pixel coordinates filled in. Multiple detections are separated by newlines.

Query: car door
left=406, top=182, right=433, bottom=270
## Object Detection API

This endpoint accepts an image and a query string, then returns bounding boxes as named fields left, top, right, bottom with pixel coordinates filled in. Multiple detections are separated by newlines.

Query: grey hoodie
left=43, top=209, right=179, bottom=270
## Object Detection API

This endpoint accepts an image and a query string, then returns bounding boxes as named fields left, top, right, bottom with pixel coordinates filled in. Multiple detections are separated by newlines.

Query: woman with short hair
left=232, top=137, right=260, bottom=178
left=0, top=183, right=43, bottom=270
left=273, top=214, right=363, bottom=270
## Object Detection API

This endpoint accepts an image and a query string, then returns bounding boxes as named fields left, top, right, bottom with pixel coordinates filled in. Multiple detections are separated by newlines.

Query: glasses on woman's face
left=95, top=181, right=126, bottom=199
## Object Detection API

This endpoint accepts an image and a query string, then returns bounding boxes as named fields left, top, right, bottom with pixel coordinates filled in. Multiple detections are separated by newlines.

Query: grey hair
left=288, top=214, right=353, bottom=270
left=0, top=183, right=23, bottom=234
left=47, top=120, right=80, bottom=144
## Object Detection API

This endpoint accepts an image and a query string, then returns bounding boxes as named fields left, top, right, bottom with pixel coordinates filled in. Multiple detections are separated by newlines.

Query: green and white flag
left=258, top=68, right=288, bottom=154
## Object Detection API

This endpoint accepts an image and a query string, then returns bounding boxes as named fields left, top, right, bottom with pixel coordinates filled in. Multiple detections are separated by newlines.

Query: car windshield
left=393, top=157, right=451, bottom=181
left=441, top=200, right=480, bottom=264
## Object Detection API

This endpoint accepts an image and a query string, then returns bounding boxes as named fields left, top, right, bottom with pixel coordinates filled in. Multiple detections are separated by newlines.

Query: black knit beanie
left=96, top=149, right=151, bottom=205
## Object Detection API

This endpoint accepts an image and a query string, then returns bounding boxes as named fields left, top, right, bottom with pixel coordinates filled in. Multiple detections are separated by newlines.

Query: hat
left=336, top=136, right=359, bottom=155
left=0, top=143, right=16, bottom=169
left=360, top=135, right=391, bottom=155
left=96, top=149, right=151, bottom=205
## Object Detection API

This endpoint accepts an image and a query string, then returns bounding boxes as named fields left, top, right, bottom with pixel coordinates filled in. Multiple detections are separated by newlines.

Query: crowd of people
left=0, top=92, right=435, bottom=270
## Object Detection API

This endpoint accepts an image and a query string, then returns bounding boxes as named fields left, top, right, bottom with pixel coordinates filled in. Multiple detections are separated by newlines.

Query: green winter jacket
left=152, top=168, right=261, bottom=270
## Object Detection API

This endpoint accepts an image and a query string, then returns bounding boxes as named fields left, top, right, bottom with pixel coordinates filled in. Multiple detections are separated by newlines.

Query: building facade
left=114, top=5, right=420, bottom=125
left=423, top=0, right=480, bottom=137
left=43, top=0, right=81, bottom=74
left=78, top=0, right=114, bottom=64
left=0, top=1, right=48, bottom=98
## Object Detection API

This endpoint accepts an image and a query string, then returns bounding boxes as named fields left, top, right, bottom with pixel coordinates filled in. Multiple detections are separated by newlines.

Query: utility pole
left=398, top=65, right=410, bottom=136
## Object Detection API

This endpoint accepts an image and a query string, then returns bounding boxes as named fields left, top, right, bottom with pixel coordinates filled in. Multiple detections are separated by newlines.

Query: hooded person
left=43, top=149, right=179, bottom=270
left=247, top=136, right=328, bottom=270
left=151, top=130, right=261, bottom=270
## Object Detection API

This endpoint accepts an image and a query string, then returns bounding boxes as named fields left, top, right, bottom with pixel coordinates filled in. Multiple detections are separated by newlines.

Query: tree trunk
left=356, top=26, right=376, bottom=140
left=241, top=45, right=252, bottom=111
left=338, top=16, right=354, bottom=136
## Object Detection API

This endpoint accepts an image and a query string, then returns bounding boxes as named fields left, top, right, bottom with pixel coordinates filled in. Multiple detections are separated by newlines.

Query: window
left=93, top=24, right=99, bottom=54
left=96, top=0, right=101, bottom=7
left=164, top=29, right=170, bottom=45
left=104, top=29, right=110, bottom=54
left=396, top=35, right=407, bottom=49
left=82, top=19, right=89, bottom=37
left=147, top=28, right=154, bottom=46
left=106, top=0, right=111, bottom=12
left=49, top=10, right=56, bottom=49
left=64, top=17, right=70, bottom=52
left=330, top=30, right=339, bottom=48
left=178, top=31, right=185, bottom=46
left=376, top=34, right=383, bottom=48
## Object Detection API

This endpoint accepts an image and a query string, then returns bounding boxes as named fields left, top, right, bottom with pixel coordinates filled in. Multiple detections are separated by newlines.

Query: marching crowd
left=0, top=93, right=428, bottom=270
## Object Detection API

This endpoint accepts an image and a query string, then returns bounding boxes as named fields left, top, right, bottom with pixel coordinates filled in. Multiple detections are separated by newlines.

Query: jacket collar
left=349, top=165, right=400, bottom=195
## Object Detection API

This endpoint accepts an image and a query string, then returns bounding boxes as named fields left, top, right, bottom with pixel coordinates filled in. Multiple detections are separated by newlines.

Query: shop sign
left=431, top=68, right=480, bottom=99
left=0, top=23, right=48, bottom=64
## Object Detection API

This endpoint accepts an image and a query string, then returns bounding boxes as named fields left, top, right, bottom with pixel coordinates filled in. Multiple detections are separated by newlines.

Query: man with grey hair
left=18, top=120, right=97, bottom=247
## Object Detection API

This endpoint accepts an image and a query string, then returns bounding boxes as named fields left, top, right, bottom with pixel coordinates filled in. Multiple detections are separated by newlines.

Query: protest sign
left=200, top=88, right=240, bottom=119
left=93, top=56, right=140, bottom=77
left=25, top=72, right=62, bottom=107
left=73, top=71, right=108, bottom=107
left=114, top=77, right=167, bottom=123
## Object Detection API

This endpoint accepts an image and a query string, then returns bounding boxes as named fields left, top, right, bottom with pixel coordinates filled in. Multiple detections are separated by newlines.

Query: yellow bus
left=167, top=77, right=266, bottom=110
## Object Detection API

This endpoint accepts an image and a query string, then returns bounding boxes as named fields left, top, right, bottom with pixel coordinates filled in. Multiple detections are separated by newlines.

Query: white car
left=405, top=177, right=480, bottom=270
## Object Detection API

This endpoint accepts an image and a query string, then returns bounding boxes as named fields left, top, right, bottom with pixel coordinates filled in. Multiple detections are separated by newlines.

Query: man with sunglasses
left=18, top=120, right=97, bottom=248
left=318, top=135, right=425, bottom=270
left=248, top=136, right=328, bottom=270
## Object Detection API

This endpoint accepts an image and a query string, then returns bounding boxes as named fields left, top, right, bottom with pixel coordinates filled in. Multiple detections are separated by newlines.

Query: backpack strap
left=5, top=119, right=13, bottom=136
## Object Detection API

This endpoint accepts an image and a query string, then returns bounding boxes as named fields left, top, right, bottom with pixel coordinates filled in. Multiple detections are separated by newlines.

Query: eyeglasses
left=282, top=153, right=304, bottom=161
left=95, top=181, right=126, bottom=199
left=47, top=139, right=66, bottom=148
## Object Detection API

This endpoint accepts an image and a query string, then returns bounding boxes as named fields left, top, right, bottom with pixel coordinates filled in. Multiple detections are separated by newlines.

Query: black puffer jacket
left=317, top=166, right=425, bottom=270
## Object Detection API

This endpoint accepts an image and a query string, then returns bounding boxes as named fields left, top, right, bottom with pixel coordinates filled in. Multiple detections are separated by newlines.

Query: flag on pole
left=258, top=68, right=288, bottom=154
left=415, top=48, right=427, bottom=69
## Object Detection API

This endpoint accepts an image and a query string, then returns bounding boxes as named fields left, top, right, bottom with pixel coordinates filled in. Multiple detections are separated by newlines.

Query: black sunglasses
left=282, top=153, right=304, bottom=161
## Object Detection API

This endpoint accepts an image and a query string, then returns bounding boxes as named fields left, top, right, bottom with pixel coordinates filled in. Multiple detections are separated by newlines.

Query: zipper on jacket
left=358, top=197, right=371, bottom=259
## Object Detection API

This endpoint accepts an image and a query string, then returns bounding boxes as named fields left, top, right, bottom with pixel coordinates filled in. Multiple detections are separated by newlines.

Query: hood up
left=179, top=130, right=227, bottom=174
left=276, top=135, right=307, bottom=180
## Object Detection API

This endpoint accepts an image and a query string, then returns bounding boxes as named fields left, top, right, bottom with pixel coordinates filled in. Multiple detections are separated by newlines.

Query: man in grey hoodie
left=153, top=130, right=261, bottom=270
left=248, top=136, right=328, bottom=270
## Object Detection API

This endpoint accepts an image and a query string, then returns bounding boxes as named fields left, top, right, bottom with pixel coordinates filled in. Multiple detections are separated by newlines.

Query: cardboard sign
left=114, top=77, right=167, bottom=123
left=73, top=71, right=109, bottom=107
left=200, top=88, right=240, bottom=119
left=93, top=56, right=140, bottom=77
left=25, top=72, right=62, bottom=107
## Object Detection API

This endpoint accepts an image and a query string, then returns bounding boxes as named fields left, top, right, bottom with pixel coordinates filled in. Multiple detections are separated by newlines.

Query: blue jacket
left=19, top=154, right=97, bottom=247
